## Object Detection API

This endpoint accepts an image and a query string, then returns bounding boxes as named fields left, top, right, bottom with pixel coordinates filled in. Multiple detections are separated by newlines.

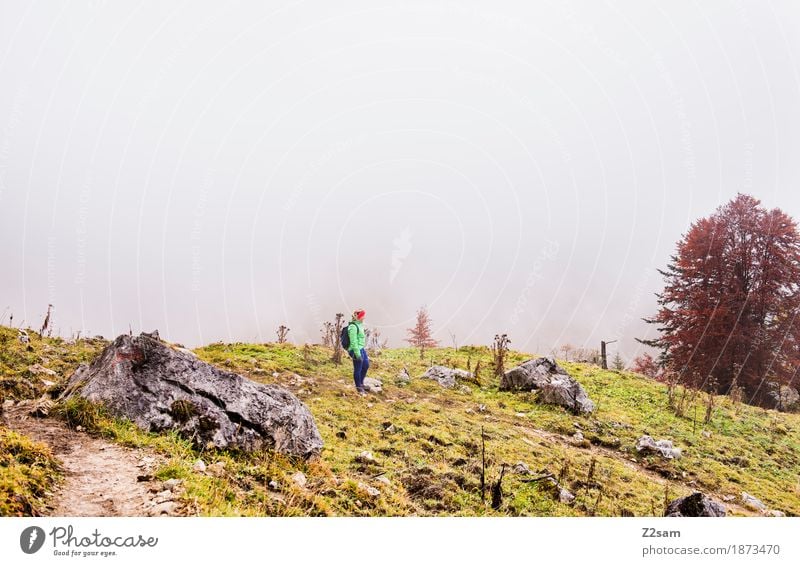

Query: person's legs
left=359, top=348, right=370, bottom=387
left=350, top=350, right=363, bottom=390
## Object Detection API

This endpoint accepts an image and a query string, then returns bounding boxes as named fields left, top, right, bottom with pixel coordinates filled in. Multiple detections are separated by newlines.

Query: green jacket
left=347, top=319, right=366, bottom=354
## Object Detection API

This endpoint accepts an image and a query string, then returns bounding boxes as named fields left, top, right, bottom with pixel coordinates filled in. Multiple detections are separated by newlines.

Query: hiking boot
left=356, top=388, right=367, bottom=396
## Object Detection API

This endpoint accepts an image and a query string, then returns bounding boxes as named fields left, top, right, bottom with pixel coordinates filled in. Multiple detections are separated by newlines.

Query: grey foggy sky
left=2, top=1, right=800, bottom=361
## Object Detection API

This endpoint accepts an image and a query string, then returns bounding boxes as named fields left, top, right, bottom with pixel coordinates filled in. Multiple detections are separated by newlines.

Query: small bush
left=0, top=427, right=60, bottom=516
left=55, top=397, right=109, bottom=432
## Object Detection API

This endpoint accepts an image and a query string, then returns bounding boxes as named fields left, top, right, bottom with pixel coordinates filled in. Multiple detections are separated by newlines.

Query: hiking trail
left=4, top=403, right=178, bottom=517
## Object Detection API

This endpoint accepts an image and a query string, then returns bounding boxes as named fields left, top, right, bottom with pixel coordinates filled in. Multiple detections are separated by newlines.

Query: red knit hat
left=354, top=310, right=366, bottom=320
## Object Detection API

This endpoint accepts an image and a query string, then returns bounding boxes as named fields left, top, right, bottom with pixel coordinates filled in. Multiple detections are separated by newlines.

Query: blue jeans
left=349, top=348, right=369, bottom=389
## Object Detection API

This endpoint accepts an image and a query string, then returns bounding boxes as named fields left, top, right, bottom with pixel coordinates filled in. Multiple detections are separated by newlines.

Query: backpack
left=340, top=322, right=355, bottom=351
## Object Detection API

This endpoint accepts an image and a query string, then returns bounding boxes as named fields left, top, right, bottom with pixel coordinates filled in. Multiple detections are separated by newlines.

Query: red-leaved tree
left=630, top=352, right=662, bottom=381
left=406, top=306, right=439, bottom=359
left=640, top=194, right=800, bottom=406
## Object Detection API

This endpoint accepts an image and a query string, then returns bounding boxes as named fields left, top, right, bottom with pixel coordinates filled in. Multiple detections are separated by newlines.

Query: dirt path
left=4, top=403, right=180, bottom=517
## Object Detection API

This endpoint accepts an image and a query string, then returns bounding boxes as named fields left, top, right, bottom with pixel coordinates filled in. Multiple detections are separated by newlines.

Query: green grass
left=0, top=427, right=60, bottom=516
left=2, top=325, right=799, bottom=517
left=0, top=325, right=106, bottom=401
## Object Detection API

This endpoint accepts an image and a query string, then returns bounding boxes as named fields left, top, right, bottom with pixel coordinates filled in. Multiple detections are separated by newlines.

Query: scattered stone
left=558, top=487, right=576, bottom=504
left=59, top=332, right=323, bottom=458
left=766, top=510, right=785, bottom=517
left=635, top=435, right=682, bottom=459
left=741, top=492, right=767, bottom=511
left=149, top=501, right=178, bottom=516
left=514, top=412, right=526, bottom=417
left=27, top=364, right=57, bottom=378
left=362, top=377, right=383, bottom=393
left=500, top=357, right=595, bottom=414
left=477, top=404, right=487, bottom=413
left=18, top=330, right=30, bottom=344
left=291, top=471, right=307, bottom=488
left=701, top=430, right=712, bottom=438
left=541, top=476, right=574, bottom=505
left=721, top=494, right=735, bottom=502
left=28, top=397, right=54, bottom=418
left=207, top=461, right=226, bottom=476
left=375, top=476, right=391, bottom=486
left=665, top=492, right=726, bottom=517
left=192, top=459, right=207, bottom=473
left=163, top=479, right=183, bottom=489
left=155, top=490, right=173, bottom=501
left=357, top=482, right=380, bottom=497
left=458, top=385, right=472, bottom=394
left=512, top=462, right=531, bottom=475
left=355, top=451, right=376, bottom=464
left=268, top=480, right=279, bottom=490
left=396, top=368, right=411, bottom=385
left=137, top=474, right=152, bottom=482
left=421, top=366, right=473, bottom=389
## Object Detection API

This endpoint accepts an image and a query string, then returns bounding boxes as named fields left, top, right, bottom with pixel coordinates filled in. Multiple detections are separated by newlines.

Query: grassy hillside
left=2, top=325, right=799, bottom=517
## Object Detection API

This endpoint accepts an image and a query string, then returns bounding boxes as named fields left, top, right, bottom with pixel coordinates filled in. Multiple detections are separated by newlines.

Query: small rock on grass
left=207, top=461, right=226, bottom=476
left=357, top=482, right=380, bottom=498
left=192, top=459, right=206, bottom=473
left=741, top=492, right=767, bottom=511
left=291, top=471, right=307, bottom=488
left=355, top=450, right=376, bottom=464
left=512, top=462, right=531, bottom=475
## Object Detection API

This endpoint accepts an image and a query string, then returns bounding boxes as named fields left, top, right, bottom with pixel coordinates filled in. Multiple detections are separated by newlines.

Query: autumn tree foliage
left=630, top=352, right=662, bottom=380
left=406, top=306, right=439, bottom=359
left=641, top=194, right=800, bottom=406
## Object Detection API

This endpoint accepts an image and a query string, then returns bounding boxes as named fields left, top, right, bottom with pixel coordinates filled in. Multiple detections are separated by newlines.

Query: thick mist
left=2, top=1, right=799, bottom=363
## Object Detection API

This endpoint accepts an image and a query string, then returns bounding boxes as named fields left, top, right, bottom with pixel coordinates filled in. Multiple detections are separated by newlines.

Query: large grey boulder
left=636, top=435, right=682, bottom=459
left=766, top=382, right=799, bottom=412
left=501, top=357, right=595, bottom=414
left=421, top=366, right=472, bottom=389
left=665, top=493, right=726, bottom=517
left=60, top=333, right=323, bottom=459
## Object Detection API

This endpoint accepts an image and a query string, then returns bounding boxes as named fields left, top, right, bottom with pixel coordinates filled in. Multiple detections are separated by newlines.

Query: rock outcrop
left=741, top=492, right=767, bottom=512
left=665, top=492, right=726, bottom=517
left=635, top=435, right=682, bottom=459
left=766, top=382, right=800, bottom=412
left=60, top=333, right=323, bottom=459
left=421, top=366, right=473, bottom=389
left=500, top=357, right=595, bottom=414
left=362, top=377, right=383, bottom=393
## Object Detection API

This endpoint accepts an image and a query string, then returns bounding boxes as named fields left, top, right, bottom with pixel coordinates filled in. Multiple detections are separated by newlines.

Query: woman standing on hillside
left=346, top=309, right=369, bottom=396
